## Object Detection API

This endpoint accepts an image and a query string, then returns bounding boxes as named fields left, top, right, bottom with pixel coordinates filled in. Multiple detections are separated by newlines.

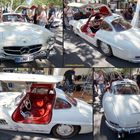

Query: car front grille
left=3, top=44, right=42, bottom=55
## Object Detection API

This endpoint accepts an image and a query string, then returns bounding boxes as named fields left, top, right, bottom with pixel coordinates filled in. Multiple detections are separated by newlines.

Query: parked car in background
left=0, top=73, right=92, bottom=139
left=3, top=13, right=26, bottom=22
left=103, top=79, right=140, bottom=138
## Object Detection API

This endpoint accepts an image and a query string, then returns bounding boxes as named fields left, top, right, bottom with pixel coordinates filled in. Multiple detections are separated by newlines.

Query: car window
left=54, top=98, right=71, bottom=109
left=111, top=18, right=132, bottom=32
left=101, top=21, right=112, bottom=31
left=114, top=84, right=139, bottom=95
left=65, top=94, right=77, bottom=106
left=31, top=87, right=49, bottom=94
left=3, top=15, right=25, bottom=22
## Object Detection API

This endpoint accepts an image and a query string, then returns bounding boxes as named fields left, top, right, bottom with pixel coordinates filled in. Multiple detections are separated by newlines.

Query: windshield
left=114, top=83, right=139, bottom=95
left=31, top=87, right=49, bottom=94
left=112, top=18, right=132, bottom=32
left=65, top=94, right=77, bottom=106
left=3, top=14, right=25, bottom=22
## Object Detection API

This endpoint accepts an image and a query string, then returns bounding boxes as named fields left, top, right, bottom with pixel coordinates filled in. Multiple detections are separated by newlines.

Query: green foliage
left=0, top=0, right=62, bottom=10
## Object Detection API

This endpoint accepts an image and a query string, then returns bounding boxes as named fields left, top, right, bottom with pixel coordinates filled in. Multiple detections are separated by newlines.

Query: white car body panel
left=0, top=73, right=92, bottom=135
left=0, top=72, right=63, bottom=83
left=103, top=79, right=140, bottom=134
left=67, top=2, right=87, bottom=8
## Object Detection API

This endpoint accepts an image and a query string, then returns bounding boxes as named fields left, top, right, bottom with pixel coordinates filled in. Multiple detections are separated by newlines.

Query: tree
left=1, top=0, right=62, bottom=11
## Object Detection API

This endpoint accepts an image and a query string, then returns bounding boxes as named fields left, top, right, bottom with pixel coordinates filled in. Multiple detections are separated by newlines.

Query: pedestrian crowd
left=21, top=3, right=55, bottom=29
left=0, top=3, right=62, bottom=29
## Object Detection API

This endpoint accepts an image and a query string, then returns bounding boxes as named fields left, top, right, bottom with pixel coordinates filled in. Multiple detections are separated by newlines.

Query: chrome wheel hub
left=56, top=124, right=74, bottom=136
left=101, top=43, right=110, bottom=54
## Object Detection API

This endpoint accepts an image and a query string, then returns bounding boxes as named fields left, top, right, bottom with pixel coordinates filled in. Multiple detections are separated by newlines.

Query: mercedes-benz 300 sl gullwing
left=103, top=79, right=140, bottom=138
left=69, top=4, right=140, bottom=63
left=0, top=73, right=92, bottom=139
left=0, top=21, right=55, bottom=63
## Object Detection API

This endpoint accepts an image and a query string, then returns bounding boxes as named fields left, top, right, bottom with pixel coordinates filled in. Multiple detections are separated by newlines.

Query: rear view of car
left=103, top=79, right=140, bottom=139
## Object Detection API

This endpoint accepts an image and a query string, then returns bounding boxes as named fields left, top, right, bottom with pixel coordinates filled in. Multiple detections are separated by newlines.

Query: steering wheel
left=20, top=110, right=31, bottom=118
left=24, top=99, right=31, bottom=110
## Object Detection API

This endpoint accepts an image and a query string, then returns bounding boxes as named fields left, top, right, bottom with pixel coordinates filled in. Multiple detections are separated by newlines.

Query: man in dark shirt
left=64, top=68, right=75, bottom=85
left=63, top=68, right=76, bottom=93
left=46, top=3, right=55, bottom=29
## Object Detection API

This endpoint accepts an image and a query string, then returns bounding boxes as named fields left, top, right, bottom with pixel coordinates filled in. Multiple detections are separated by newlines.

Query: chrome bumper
left=106, top=120, right=140, bottom=134
left=0, top=45, right=54, bottom=63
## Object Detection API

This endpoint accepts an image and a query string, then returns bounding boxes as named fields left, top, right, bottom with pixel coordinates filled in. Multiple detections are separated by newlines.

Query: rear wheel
left=100, top=42, right=113, bottom=57
left=52, top=124, right=80, bottom=139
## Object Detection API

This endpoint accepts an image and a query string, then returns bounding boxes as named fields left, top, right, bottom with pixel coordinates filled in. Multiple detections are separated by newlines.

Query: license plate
left=15, top=56, right=34, bottom=63
left=130, top=128, right=140, bottom=134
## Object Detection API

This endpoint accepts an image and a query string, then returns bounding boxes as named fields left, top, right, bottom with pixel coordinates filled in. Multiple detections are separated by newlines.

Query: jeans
left=99, top=83, right=104, bottom=94
left=98, top=83, right=105, bottom=106
left=39, top=21, right=46, bottom=27
left=67, top=16, right=74, bottom=25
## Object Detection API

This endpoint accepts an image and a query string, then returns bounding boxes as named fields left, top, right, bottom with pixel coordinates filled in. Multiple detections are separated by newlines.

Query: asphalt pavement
left=0, top=130, right=92, bottom=140
left=0, top=26, right=63, bottom=68
left=64, top=29, right=140, bottom=67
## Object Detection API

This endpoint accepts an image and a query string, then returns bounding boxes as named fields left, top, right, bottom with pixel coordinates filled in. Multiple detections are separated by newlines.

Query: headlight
left=47, top=37, right=55, bottom=45
left=110, top=121, right=120, bottom=128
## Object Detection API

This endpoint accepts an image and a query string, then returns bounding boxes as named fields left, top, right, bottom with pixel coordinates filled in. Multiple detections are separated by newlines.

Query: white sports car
left=0, top=73, right=92, bottom=138
left=0, top=22, right=55, bottom=63
left=3, top=13, right=26, bottom=22
left=103, top=79, right=140, bottom=138
left=69, top=5, right=140, bottom=63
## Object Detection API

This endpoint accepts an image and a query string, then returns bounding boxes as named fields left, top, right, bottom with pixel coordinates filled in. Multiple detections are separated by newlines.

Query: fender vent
left=0, top=119, right=8, bottom=125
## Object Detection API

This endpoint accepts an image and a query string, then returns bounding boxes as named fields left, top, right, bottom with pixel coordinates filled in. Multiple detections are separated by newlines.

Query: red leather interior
left=81, top=24, right=88, bottom=33
left=12, top=84, right=55, bottom=124
left=99, top=6, right=112, bottom=16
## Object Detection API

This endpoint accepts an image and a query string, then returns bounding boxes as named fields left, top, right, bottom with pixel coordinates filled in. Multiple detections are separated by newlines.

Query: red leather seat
left=31, top=99, right=45, bottom=117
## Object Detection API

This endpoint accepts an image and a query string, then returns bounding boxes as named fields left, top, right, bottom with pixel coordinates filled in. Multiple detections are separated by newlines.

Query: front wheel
left=52, top=124, right=80, bottom=139
left=100, top=42, right=113, bottom=57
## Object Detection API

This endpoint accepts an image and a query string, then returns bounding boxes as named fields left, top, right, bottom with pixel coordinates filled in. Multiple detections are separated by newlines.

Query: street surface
left=64, top=29, right=140, bottom=67
left=0, top=26, right=63, bottom=68
left=0, top=130, right=92, bottom=140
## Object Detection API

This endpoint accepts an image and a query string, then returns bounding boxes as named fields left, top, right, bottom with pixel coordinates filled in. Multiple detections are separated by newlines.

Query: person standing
left=0, top=8, right=3, bottom=23
left=64, top=4, right=74, bottom=28
left=47, top=3, right=55, bottom=29
left=93, top=69, right=99, bottom=102
left=33, top=5, right=41, bottom=25
left=97, top=70, right=105, bottom=95
left=38, top=5, right=48, bottom=27
left=63, top=68, right=76, bottom=94
left=136, top=73, right=140, bottom=89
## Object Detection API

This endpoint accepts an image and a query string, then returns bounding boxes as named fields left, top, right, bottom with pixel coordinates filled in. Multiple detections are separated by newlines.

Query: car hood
left=0, top=92, right=22, bottom=107
left=0, top=22, right=54, bottom=46
left=119, top=28, right=140, bottom=49
left=113, top=95, right=140, bottom=127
